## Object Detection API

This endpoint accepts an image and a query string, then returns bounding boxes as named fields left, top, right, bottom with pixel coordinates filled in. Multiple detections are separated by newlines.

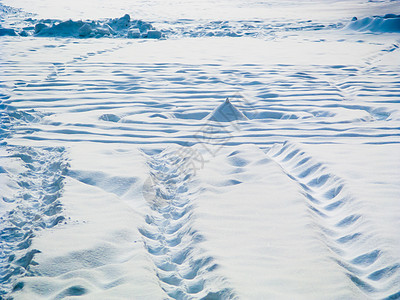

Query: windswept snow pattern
left=1, top=0, right=400, bottom=298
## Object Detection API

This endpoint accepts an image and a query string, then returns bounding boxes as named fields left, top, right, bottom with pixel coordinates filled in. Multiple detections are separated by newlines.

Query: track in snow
left=0, top=146, right=68, bottom=296
left=139, top=147, right=236, bottom=299
left=268, top=142, right=400, bottom=299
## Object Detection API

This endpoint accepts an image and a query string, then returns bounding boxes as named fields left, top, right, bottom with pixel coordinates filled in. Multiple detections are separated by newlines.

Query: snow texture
left=1, top=0, right=400, bottom=299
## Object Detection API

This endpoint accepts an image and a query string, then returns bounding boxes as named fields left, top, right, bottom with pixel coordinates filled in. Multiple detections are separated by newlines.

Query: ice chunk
left=34, top=23, right=47, bottom=34
left=0, top=28, right=17, bottom=36
left=19, top=30, right=28, bottom=37
left=128, top=28, right=141, bottom=38
left=146, top=30, right=162, bottom=39
left=139, top=22, right=153, bottom=33
left=36, top=20, right=85, bottom=37
left=94, top=27, right=111, bottom=37
left=105, top=24, right=115, bottom=35
left=78, top=23, right=92, bottom=37
left=117, top=14, right=130, bottom=29
left=108, top=14, right=131, bottom=30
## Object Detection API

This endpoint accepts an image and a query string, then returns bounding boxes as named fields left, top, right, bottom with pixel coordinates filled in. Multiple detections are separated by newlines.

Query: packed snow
left=1, top=0, right=400, bottom=299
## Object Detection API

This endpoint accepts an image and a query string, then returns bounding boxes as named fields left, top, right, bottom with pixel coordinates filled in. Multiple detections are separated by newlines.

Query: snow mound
left=3, top=14, right=162, bottom=39
left=205, top=98, right=248, bottom=122
left=346, top=14, right=400, bottom=33
left=0, top=26, right=17, bottom=36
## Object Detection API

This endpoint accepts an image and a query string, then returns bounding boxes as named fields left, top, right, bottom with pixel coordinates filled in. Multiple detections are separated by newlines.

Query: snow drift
left=347, top=14, right=400, bottom=33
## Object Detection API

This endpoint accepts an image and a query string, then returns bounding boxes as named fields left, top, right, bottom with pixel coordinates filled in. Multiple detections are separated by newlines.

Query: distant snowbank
left=0, top=3, right=344, bottom=40
left=0, top=13, right=162, bottom=39
left=346, top=14, right=400, bottom=33
left=0, top=17, right=340, bottom=39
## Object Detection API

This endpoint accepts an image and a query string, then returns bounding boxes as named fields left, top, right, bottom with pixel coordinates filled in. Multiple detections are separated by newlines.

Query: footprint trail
left=268, top=142, right=400, bottom=299
left=139, top=147, right=236, bottom=299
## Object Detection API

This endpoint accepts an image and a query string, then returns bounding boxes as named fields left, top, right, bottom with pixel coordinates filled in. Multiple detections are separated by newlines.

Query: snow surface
left=1, top=0, right=400, bottom=299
